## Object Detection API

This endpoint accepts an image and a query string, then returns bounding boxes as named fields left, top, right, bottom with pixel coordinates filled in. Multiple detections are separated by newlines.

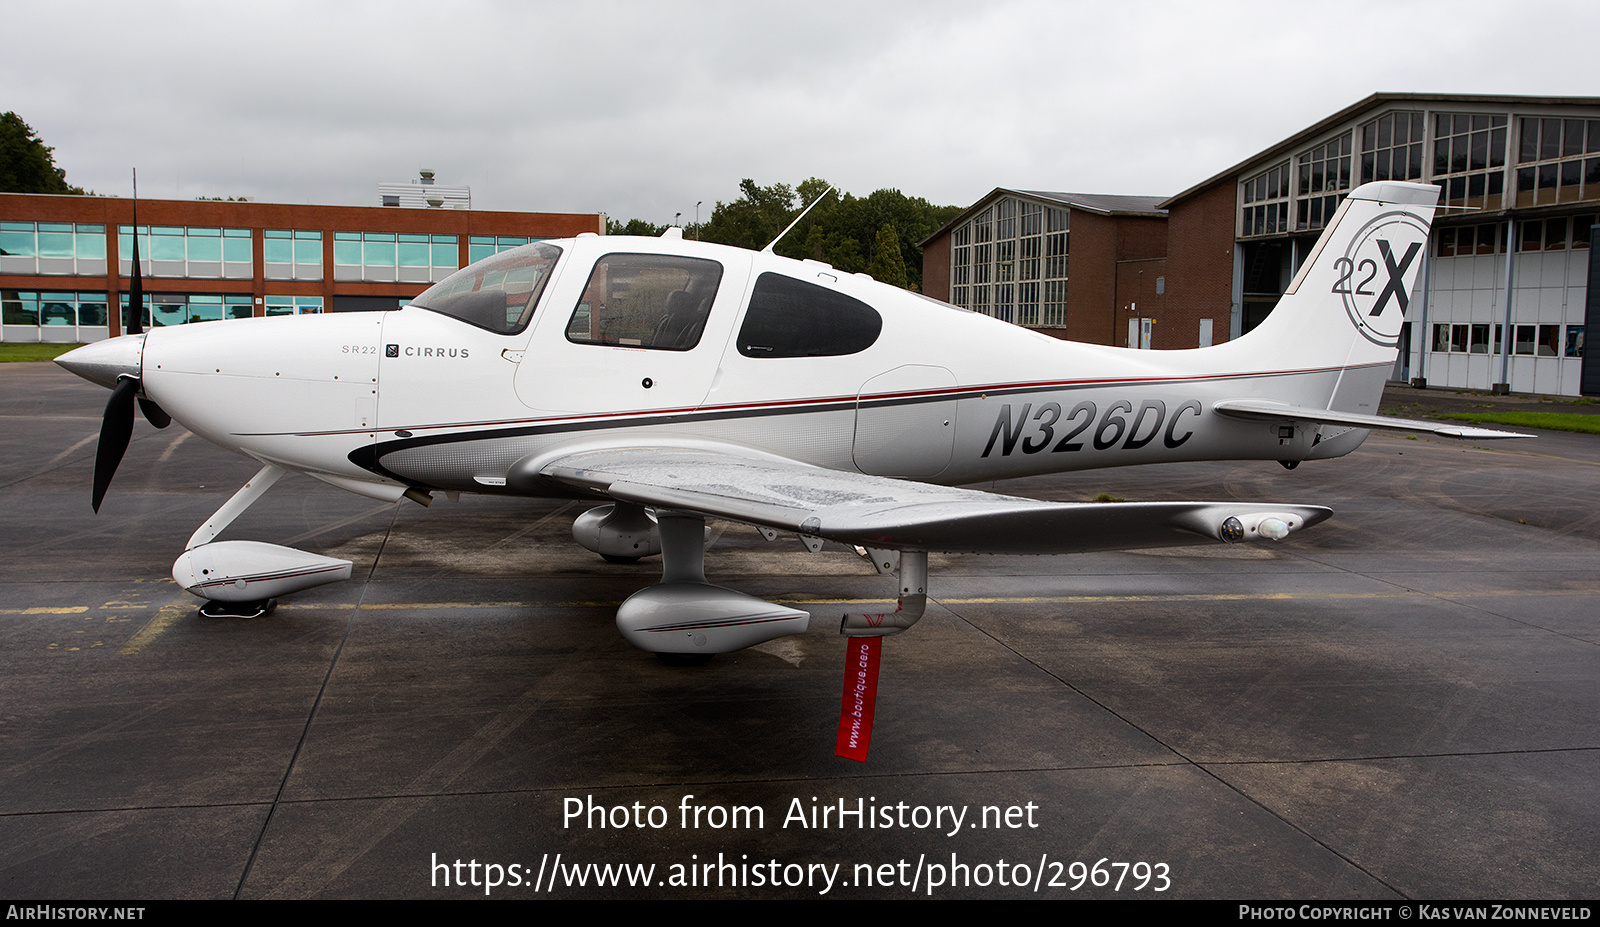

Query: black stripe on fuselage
left=341, top=364, right=1367, bottom=484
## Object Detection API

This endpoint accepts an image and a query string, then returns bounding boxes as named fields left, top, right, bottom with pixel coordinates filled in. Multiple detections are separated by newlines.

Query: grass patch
left=0, top=343, right=83, bottom=363
left=1091, top=492, right=1126, bottom=503
left=1434, top=411, right=1600, bottom=434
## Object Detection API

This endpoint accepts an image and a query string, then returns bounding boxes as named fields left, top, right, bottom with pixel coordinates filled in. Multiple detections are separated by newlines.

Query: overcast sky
left=6, top=0, right=1599, bottom=223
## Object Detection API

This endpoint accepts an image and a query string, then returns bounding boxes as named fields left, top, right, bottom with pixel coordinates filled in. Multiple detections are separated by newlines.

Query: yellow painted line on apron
left=264, top=585, right=1600, bottom=613
left=119, top=603, right=192, bottom=655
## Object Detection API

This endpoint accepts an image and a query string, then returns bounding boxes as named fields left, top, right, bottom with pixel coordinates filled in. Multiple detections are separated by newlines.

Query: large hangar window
left=736, top=273, right=882, bottom=358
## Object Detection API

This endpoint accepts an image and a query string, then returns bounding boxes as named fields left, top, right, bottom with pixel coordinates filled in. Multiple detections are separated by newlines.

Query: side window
left=737, top=272, right=883, bottom=358
left=566, top=254, right=722, bottom=350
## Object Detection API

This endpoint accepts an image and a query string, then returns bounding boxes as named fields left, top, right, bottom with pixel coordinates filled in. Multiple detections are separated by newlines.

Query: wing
left=1213, top=399, right=1532, bottom=439
left=534, top=446, right=1330, bottom=553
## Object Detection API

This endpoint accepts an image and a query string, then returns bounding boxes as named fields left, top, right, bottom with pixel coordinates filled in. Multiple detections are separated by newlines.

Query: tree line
left=608, top=178, right=960, bottom=292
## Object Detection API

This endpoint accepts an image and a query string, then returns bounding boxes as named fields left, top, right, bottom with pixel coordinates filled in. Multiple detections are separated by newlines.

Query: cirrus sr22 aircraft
left=57, top=180, right=1522, bottom=660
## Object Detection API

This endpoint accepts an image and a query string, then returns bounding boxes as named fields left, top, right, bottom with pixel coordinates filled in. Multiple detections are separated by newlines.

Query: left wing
left=1213, top=399, right=1533, bottom=439
left=532, top=446, right=1330, bottom=552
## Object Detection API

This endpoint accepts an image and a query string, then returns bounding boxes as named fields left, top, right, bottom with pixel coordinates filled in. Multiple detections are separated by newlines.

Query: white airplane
left=56, top=180, right=1523, bottom=657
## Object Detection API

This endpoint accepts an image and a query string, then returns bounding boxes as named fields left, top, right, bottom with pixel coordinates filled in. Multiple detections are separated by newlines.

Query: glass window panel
left=265, top=239, right=293, bottom=263
left=151, top=233, right=185, bottom=261
left=364, top=238, right=396, bottom=267
left=1564, top=120, right=1584, bottom=157
left=78, top=299, right=107, bottom=326
left=75, top=230, right=105, bottom=260
left=1567, top=326, right=1585, bottom=358
left=3, top=291, right=40, bottom=325
left=334, top=240, right=361, bottom=265
left=187, top=235, right=221, bottom=262
left=40, top=297, right=75, bottom=325
left=398, top=240, right=430, bottom=267
left=1542, top=119, right=1560, bottom=160
left=294, top=238, right=321, bottom=264
left=37, top=232, right=74, bottom=257
left=1546, top=218, right=1567, bottom=250
left=0, top=228, right=34, bottom=257
left=223, top=237, right=251, bottom=263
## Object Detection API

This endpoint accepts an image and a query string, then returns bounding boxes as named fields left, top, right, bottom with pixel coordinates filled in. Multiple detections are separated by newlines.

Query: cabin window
left=411, top=242, right=562, bottom=334
left=565, top=254, right=723, bottom=350
left=736, top=273, right=883, bottom=358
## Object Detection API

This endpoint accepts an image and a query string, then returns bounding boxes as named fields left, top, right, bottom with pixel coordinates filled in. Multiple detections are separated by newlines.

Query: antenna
left=761, top=185, right=835, bottom=254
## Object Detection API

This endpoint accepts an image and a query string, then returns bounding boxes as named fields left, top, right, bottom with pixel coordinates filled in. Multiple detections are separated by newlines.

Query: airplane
left=56, top=179, right=1525, bottom=659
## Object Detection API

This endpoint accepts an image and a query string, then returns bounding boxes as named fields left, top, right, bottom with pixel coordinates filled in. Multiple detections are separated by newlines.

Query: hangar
left=924, top=94, right=1600, bottom=396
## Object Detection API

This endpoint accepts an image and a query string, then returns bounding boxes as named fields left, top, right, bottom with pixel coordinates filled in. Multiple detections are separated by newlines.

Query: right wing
left=531, top=446, right=1330, bottom=554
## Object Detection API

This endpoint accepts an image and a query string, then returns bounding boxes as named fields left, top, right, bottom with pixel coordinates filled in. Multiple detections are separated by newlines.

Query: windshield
left=410, top=241, right=562, bottom=334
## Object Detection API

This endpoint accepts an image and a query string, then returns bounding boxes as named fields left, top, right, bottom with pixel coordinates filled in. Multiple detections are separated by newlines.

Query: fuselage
left=137, top=232, right=1377, bottom=500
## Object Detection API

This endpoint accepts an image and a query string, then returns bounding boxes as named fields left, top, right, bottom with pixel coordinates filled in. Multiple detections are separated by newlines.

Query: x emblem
left=1369, top=239, right=1421, bottom=317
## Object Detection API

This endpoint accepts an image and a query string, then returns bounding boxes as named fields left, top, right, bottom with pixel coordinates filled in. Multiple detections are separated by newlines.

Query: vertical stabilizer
left=1242, top=181, right=1438, bottom=411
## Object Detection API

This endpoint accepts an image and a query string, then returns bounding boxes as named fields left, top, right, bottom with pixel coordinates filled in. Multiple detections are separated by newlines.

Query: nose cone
left=56, top=335, right=145, bottom=389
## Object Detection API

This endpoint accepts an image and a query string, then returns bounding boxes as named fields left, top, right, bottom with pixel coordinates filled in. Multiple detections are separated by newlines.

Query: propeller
left=92, top=378, right=139, bottom=513
left=83, top=169, right=169, bottom=512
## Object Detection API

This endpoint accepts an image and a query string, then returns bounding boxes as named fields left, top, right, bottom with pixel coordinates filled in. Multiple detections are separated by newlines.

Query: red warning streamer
left=835, top=637, right=881, bottom=762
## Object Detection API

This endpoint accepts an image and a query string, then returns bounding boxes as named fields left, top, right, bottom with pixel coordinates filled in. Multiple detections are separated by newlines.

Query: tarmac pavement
left=1, top=361, right=1596, bottom=899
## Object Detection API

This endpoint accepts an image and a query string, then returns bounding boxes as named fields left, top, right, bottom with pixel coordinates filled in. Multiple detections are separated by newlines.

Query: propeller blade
left=138, top=396, right=170, bottom=429
left=92, top=377, right=140, bottom=513
left=127, top=169, right=143, bottom=336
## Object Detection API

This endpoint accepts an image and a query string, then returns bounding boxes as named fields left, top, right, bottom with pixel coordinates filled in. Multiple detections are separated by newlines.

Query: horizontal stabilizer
left=1212, top=399, right=1533, bottom=440
left=537, top=446, right=1329, bottom=554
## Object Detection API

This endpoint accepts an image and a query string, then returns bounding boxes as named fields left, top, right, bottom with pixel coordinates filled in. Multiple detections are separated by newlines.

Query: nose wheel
left=198, top=598, right=278, bottom=620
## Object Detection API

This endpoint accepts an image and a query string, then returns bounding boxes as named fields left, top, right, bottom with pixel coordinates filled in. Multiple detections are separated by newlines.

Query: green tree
left=689, top=177, right=960, bottom=291
left=607, top=217, right=668, bottom=237
left=867, top=223, right=908, bottom=288
left=699, top=178, right=800, bottom=251
left=0, top=112, right=85, bottom=194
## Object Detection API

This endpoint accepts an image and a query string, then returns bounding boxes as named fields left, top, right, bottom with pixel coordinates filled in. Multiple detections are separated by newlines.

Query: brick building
left=919, top=190, right=1170, bottom=347
left=924, top=94, right=1600, bottom=395
left=1160, top=93, right=1599, bottom=396
left=1, top=192, right=601, bottom=342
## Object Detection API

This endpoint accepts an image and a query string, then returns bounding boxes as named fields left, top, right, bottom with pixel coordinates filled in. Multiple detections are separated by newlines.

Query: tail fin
left=1242, top=180, right=1438, bottom=412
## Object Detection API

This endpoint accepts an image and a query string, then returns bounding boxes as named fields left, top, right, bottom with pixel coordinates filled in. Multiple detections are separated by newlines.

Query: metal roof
left=920, top=187, right=1166, bottom=247
left=1157, top=92, right=1600, bottom=209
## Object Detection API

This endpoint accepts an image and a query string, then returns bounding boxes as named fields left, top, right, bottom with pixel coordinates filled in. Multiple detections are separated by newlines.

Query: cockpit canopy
left=410, top=242, right=563, bottom=334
